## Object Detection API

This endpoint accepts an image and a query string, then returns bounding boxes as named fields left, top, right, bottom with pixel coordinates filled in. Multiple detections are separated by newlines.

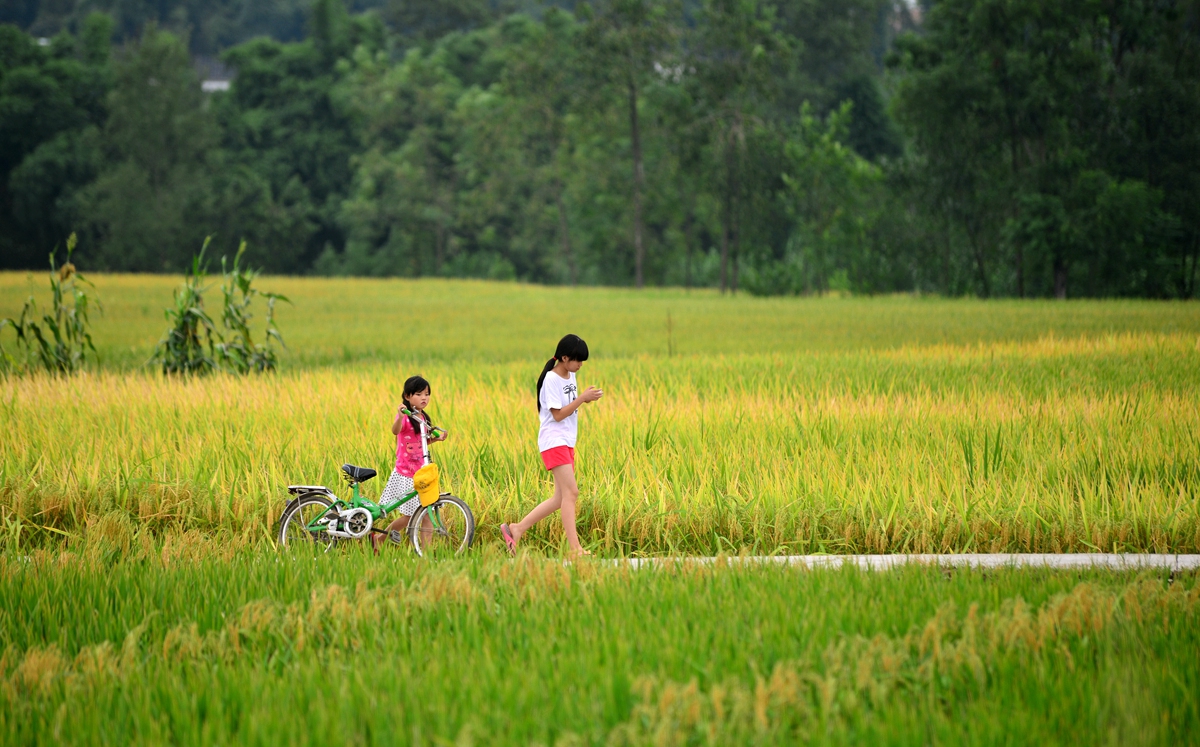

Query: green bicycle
left=277, top=414, right=475, bottom=556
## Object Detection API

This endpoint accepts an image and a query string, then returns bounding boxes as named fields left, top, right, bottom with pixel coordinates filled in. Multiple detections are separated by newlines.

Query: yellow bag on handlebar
left=413, top=463, right=441, bottom=507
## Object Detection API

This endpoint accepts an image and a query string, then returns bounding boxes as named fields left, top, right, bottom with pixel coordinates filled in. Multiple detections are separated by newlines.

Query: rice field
left=0, top=549, right=1197, bottom=745
left=3, top=272, right=1199, bottom=368
left=3, top=273, right=1200, bottom=744
left=2, top=324, right=1197, bottom=554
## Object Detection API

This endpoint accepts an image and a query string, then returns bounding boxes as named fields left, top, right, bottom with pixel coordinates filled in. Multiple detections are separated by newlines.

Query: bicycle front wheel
left=409, top=494, right=475, bottom=557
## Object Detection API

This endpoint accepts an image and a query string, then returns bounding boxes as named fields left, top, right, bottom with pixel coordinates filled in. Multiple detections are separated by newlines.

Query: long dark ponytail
left=536, top=334, right=589, bottom=411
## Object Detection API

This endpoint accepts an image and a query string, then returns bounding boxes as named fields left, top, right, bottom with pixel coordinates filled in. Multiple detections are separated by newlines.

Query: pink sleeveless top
left=394, top=414, right=428, bottom=477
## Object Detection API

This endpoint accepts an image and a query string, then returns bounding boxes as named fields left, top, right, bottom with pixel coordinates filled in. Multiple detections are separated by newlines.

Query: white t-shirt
left=538, top=371, right=579, bottom=452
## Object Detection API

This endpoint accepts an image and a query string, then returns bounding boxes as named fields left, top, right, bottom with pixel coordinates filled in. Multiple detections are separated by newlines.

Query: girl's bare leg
left=551, top=464, right=584, bottom=553
left=390, top=514, right=434, bottom=548
left=509, top=478, right=562, bottom=544
left=372, top=515, right=411, bottom=552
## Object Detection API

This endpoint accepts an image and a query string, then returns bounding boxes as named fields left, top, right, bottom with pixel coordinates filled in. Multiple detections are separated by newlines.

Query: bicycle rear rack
left=286, top=485, right=330, bottom=496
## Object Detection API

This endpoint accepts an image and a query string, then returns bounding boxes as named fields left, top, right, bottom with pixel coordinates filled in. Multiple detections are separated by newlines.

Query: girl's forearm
left=552, top=399, right=584, bottom=422
left=391, top=413, right=404, bottom=435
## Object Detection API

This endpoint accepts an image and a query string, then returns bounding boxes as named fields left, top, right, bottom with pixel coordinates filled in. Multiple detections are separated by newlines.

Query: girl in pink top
left=373, top=375, right=447, bottom=552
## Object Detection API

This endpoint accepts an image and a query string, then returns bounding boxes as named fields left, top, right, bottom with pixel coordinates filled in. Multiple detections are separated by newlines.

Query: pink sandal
left=500, top=524, right=517, bottom=557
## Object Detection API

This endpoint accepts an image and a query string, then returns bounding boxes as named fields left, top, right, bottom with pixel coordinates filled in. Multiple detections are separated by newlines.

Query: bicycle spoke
left=411, top=496, right=474, bottom=557
left=280, top=495, right=337, bottom=551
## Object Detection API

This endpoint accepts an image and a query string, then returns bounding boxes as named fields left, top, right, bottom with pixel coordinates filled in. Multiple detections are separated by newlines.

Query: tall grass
left=0, top=548, right=1195, bottom=745
left=3, top=273, right=1199, bottom=368
left=5, top=276, right=1198, bottom=745
left=3, top=333, right=1196, bottom=554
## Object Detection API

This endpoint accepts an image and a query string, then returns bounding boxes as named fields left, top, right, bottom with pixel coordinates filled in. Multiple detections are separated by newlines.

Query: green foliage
left=0, top=16, right=109, bottom=270
left=213, top=31, right=367, bottom=273
left=890, top=0, right=1200, bottom=298
left=0, top=233, right=99, bottom=374
left=215, top=243, right=290, bottom=373
left=383, top=0, right=503, bottom=44
left=77, top=24, right=215, bottom=272
left=151, top=240, right=219, bottom=375
left=742, top=103, right=886, bottom=295
left=3, top=0, right=1196, bottom=297
left=152, top=240, right=289, bottom=375
left=832, top=74, right=902, bottom=161
left=580, top=0, right=680, bottom=289
left=11, top=0, right=352, bottom=56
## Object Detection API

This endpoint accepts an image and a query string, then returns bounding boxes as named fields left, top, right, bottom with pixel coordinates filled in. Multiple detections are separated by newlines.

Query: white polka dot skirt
left=379, top=471, right=419, bottom=516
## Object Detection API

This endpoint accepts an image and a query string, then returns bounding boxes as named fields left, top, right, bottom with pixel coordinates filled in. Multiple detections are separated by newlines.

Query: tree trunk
left=965, top=220, right=990, bottom=298
left=731, top=194, right=740, bottom=294
left=1181, top=232, right=1198, bottom=299
left=942, top=214, right=951, bottom=293
left=720, top=183, right=731, bottom=294
left=1004, top=75, right=1024, bottom=299
left=435, top=223, right=445, bottom=276
left=1053, top=255, right=1068, bottom=299
left=628, top=77, right=645, bottom=289
left=683, top=202, right=694, bottom=290
left=1189, top=234, right=1199, bottom=299
left=1015, top=245, right=1024, bottom=298
left=554, top=185, right=577, bottom=284
left=720, top=139, right=737, bottom=294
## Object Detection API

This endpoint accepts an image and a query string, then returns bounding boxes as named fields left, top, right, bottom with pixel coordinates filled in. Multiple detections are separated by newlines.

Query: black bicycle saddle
left=341, top=464, right=378, bottom=483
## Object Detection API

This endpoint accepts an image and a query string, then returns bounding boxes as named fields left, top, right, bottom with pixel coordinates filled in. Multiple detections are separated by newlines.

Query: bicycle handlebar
left=400, top=408, right=447, bottom=438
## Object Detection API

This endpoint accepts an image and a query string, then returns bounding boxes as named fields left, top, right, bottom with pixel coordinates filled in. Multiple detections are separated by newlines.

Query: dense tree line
left=1, top=0, right=1197, bottom=297
left=2, top=0, right=571, bottom=56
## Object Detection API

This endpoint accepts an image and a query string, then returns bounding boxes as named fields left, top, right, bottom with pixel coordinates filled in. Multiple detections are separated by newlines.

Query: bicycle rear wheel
left=409, top=494, right=475, bottom=557
left=278, top=493, right=338, bottom=551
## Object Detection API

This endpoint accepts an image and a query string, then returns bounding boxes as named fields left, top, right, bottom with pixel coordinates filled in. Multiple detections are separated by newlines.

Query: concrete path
left=615, top=554, right=1200, bottom=571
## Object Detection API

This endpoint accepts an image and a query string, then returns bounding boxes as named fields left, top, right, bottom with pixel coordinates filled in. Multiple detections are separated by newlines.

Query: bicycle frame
left=302, top=409, right=448, bottom=535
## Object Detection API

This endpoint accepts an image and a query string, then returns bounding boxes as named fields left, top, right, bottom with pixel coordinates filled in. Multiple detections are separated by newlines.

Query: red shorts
left=540, top=446, right=575, bottom=471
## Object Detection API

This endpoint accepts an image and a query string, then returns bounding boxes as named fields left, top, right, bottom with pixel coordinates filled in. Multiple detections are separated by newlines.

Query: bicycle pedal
left=387, top=530, right=406, bottom=546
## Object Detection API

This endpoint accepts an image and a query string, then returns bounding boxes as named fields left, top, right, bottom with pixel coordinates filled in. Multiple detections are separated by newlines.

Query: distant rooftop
left=195, top=54, right=234, bottom=94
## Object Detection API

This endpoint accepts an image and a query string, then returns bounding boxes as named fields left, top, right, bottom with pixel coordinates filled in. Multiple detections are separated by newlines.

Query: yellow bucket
left=413, top=463, right=441, bottom=507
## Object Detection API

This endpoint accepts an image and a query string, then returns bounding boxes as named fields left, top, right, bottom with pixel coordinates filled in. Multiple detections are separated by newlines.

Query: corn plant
left=151, top=239, right=220, bottom=375
left=215, top=242, right=290, bottom=374
left=0, top=233, right=99, bottom=375
left=152, top=240, right=289, bottom=375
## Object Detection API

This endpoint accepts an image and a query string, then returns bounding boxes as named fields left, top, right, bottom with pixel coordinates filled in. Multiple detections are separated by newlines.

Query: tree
left=0, top=15, right=111, bottom=269
left=213, top=6, right=378, bottom=272
left=691, top=0, right=784, bottom=292
left=580, top=0, right=678, bottom=289
left=13, top=0, right=322, bottom=56
left=333, top=40, right=469, bottom=277
left=832, top=74, right=902, bottom=161
left=891, top=0, right=1198, bottom=298
left=77, top=25, right=216, bottom=271
left=764, top=0, right=895, bottom=129
left=384, top=0, right=502, bottom=45
left=463, top=10, right=584, bottom=283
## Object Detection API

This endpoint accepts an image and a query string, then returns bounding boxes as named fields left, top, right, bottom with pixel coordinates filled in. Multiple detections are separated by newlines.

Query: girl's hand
left=580, top=386, right=603, bottom=403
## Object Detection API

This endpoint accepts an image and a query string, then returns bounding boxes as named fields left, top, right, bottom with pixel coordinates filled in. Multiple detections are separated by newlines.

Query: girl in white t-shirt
left=501, top=333, right=603, bottom=557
